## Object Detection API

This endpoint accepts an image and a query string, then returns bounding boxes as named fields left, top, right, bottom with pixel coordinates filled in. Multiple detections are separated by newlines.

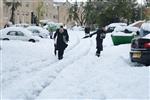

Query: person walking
left=90, top=26, right=106, bottom=57
left=84, top=25, right=90, bottom=36
left=54, top=25, right=69, bottom=60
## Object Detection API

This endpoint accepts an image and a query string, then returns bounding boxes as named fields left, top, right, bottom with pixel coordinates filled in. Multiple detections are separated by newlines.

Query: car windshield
left=143, top=30, right=150, bottom=35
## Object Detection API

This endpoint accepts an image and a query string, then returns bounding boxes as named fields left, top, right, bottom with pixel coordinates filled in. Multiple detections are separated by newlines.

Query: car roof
left=1, top=27, right=33, bottom=36
left=26, top=26, right=49, bottom=34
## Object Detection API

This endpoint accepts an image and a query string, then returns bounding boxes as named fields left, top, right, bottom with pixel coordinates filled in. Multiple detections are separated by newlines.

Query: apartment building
left=0, top=0, right=71, bottom=28
left=145, top=7, right=150, bottom=19
left=0, top=0, right=4, bottom=28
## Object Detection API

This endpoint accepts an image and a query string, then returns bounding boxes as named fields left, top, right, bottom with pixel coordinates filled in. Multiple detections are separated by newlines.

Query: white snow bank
left=111, top=31, right=135, bottom=36
left=114, top=26, right=139, bottom=33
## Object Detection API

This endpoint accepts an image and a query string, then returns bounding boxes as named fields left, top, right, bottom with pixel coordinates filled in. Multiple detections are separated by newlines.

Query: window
left=7, top=31, right=16, bottom=36
left=16, top=31, right=24, bottom=36
left=25, top=3, right=29, bottom=7
left=32, top=29, right=40, bottom=33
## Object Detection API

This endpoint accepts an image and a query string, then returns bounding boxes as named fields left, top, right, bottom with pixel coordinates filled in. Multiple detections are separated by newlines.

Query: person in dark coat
left=84, top=26, right=90, bottom=36
left=90, top=26, right=106, bottom=57
left=54, top=25, right=69, bottom=60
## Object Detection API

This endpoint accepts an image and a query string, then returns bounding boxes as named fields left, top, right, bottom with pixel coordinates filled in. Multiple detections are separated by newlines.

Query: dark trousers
left=58, top=49, right=64, bottom=59
left=96, top=48, right=101, bottom=54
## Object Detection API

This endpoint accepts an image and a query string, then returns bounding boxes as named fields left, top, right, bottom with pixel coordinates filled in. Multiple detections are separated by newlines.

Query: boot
left=96, top=53, right=100, bottom=57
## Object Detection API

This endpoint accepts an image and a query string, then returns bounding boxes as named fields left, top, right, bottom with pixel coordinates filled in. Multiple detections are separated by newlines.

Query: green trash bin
left=111, top=34, right=135, bottom=45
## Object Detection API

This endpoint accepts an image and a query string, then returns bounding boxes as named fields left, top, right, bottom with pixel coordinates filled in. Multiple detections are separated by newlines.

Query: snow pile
left=111, top=31, right=135, bottom=36
left=112, top=25, right=139, bottom=36
left=106, top=23, right=127, bottom=30
left=114, top=26, right=139, bottom=33
left=107, top=23, right=127, bottom=27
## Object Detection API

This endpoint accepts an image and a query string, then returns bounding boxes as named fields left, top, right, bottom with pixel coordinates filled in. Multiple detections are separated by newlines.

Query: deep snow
left=0, top=30, right=149, bottom=100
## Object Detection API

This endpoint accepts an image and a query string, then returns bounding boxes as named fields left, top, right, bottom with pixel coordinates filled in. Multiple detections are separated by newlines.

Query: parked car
left=130, top=34, right=150, bottom=66
left=139, top=21, right=150, bottom=36
left=26, top=26, right=49, bottom=38
left=106, top=23, right=127, bottom=32
left=0, top=27, right=40, bottom=43
left=113, top=26, right=140, bottom=35
left=130, top=21, right=150, bottom=66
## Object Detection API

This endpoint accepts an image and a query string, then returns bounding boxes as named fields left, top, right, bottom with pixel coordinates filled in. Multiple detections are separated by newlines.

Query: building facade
left=145, top=7, right=150, bottom=20
left=0, top=0, right=71, bottom=28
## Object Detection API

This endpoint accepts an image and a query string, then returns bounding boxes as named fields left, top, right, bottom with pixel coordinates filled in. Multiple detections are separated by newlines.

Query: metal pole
left=140, top=0, right=143, bottom=20
left=57, top=6, right=59, bottom=23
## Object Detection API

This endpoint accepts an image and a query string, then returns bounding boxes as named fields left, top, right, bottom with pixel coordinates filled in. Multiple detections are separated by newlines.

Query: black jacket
left=90, top=28, right=106, bottom=50
left=54, top=28, right=69, bottom=50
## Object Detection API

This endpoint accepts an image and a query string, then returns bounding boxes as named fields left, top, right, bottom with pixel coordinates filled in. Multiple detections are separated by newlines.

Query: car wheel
left=29, top=39, right=35, bottom=43
left=3, top=38, right=9, bottom=40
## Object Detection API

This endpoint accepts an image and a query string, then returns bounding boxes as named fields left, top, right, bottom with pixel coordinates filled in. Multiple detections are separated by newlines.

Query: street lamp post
left=57, top=5, right=59, bottom=23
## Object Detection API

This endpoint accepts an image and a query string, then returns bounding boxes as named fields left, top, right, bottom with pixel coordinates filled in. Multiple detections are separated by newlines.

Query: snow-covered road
left=1, top=30, right=149, bottom=100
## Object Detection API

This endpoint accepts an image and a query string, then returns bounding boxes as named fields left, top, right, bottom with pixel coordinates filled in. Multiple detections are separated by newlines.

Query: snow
left=128, top=20, right=145, bottom=27
left=106, top=23, right=127, bottom=29
left=1, top=29, right=149, bottom=100
left=114, top=26, right=139, bottom=33
left=141, top=22, right=150, bottom=31
left=143, top=34, right=150, bottom=39
left=1, top=27, right=33, bottom=36
left=26, top=26, right=49, bottom=34
left=112, top=24, right=140, bottom=36
left=26, top=26, right=49, bottom=38
left=111, top=31, right=135, bottom=36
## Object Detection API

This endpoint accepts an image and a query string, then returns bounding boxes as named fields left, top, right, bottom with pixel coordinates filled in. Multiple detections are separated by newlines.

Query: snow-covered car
left=106, top=23, right=127, bottom=32
left=139, top=21, right=150, bottom=36
left=0, top=27, right=40, bottom=42
left=113, top=26, right=140, bottom=35
left=130, top=34, right=150, bottom=66
left=26, top=26, right=49, bottom=38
